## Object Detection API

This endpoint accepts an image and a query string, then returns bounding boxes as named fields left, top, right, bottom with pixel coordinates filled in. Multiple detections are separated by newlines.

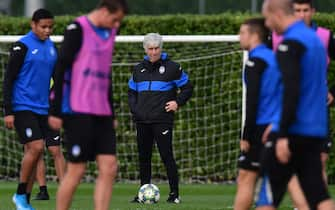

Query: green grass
left=0, top=182, right=334, bottom=210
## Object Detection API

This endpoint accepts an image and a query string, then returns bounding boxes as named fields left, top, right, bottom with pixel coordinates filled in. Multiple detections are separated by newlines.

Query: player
left=269, top=1, right=335, bottom=209
left=234, top=18, right=281, bottom=210
left=255, top=0, right=335, bottom=209
left=128, top=33, right=193, bottom=204
left=289, top=0, right=335, bottom=184
left=3, top=8, right=59, bottom=210
left=48, top=0, right=128, bottom=210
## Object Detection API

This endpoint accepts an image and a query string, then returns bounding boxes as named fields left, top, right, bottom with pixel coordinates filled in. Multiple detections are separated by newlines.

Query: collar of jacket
left=143, top=52, right=169, bottom=69
left=144, top=52, right=168, bottom=62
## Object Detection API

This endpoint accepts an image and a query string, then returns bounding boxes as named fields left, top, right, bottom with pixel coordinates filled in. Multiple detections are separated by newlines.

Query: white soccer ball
left=138, top=184, right=160, bottom=204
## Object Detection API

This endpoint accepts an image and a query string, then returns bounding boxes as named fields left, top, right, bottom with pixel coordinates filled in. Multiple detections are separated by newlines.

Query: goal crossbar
left=0, top=35, right=239, bottom=43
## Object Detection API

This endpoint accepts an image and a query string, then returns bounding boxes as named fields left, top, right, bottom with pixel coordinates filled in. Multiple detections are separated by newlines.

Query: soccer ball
left=138, top=184, right=160, bottom=204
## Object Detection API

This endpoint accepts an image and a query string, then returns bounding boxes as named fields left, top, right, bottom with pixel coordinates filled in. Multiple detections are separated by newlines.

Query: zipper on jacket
left=148, top=66, right=153, bottom=90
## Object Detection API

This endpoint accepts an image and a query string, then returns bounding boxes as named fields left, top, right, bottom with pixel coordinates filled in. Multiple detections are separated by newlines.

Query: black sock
left=40, top=185, right=47, bottom=193
left=26, top=193, right=31, bottom=204
left=16, top=183, right=27, bottom=195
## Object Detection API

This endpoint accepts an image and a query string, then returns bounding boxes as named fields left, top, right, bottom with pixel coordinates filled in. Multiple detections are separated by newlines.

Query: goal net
left=0, top=35, right=244, bottom=183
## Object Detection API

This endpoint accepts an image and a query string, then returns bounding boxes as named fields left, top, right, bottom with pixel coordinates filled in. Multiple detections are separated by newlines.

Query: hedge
left=0, top=13, right=335, bottom=35
left=0, top=13, right=335, bottom=183
left=0, top=13, right=251, bottom=35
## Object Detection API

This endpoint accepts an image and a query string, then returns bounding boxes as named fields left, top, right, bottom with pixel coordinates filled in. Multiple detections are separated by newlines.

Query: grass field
left=1, top=182, right=334, bottom=210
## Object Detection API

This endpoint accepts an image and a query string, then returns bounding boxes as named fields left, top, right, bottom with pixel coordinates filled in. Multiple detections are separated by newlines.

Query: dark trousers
left=136, top=123, right=179, bottom=194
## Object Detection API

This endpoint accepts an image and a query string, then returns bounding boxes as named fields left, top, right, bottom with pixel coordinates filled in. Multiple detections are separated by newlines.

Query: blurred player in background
left=291, top=0, right=335, bottom=184
left=33, top=85, right=65, bottom=201
left=128, top=33, right=193, bottom=204
left=3, top=8, right=64, bottom=210
left=270, top=0, right=335, bottom=209
left=33, top=157, right=51, bottom=200
left=234, top=18, right=281, bottom=210
left=48, top=0, right=128, bottom=210
left=33, top=136, right=65, bottom=201
left=256, top=0, right=335, bottom=209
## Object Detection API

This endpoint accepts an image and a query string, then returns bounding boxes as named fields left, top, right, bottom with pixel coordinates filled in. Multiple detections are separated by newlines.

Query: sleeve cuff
left=175, top=98, right=184, bottom=107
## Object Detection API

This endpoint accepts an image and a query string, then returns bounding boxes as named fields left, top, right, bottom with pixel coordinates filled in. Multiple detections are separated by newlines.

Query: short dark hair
left=97, top=0, right=129, bottom=14
left=293, top=0, right=314, bottom=8
left=243, top=18, right=270, bottom=43
left=265, top=0, right=294, bottom=16
left=32, top=8, right=54, bottom=22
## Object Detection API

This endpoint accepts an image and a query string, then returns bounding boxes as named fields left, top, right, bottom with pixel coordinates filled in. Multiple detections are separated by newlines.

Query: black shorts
left=14, top=111, right=61, bottom=147
left=63, top=114, right=116, bottom=162
left=238, top=125, right=268, bottom=171
left=255, top=133, right=330, bottom=209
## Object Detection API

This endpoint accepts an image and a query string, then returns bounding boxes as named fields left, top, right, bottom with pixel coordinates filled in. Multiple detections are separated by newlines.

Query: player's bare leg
left=33, top=156, right=52, bottom=200
left=288, top=175, right=309, bottom=210
left=13, top=140, right=43, bottom=208
left=321, top=153, right=328, bottom=185
left=317, top=199, right=335, bottom=210
left=256, top=207, right=275, bottom=210
left=234, top=169, right=258, bottom=210
left=26, top=162, right=37, bottom=201
left=94, top=155, right=118, bottom=210
left=24, top=144, right=39, bottom=203
left=20, top=140, right=44, bottom=185
left=36, top=156, right=47, bottom=187
left=56, top=162, right=86, bottom=210
left=48, top=146, right=66, bottom=182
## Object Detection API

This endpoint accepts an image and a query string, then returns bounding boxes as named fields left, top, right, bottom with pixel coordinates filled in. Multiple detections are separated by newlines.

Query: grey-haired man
left=128, top=33, right=193, bottom=204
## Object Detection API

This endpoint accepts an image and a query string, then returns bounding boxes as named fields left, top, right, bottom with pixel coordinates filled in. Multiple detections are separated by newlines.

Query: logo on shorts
left=278, top=44, right=288, bottom=52
left=251, top=162, right=260, bottom=167
left=238, top=155, right=246, bottom=162
left=53, top=136, right=60, bottom=141
left=246, top=60, right=255, bottom=67
left=162, top=130, right=169, bottom=135
left=72, top=145, right=81, bottom=157
left=265, top=141, right=273, bottom=148
left=25, top=128, right=32, bottom=138
left=328, top=142, right=332, bottom=148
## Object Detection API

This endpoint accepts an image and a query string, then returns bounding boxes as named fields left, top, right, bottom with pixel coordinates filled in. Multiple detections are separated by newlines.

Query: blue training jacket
left=273, top=21, right=328, bottom=138
left=248, top=44, right=282, bottom=126
left=12, top=31, right=57, bottom=115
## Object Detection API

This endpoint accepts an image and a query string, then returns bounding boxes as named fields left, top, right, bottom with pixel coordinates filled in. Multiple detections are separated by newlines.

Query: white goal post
left=0, top=35, right=247, bottom=183
left=0, top=35, right=240, bottom=43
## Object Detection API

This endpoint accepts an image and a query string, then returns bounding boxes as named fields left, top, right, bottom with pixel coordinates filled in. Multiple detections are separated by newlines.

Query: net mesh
left=0, top=39, right=243, bottom=183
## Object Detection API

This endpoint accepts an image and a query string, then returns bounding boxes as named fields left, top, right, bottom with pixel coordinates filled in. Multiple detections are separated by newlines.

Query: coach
left=128, top=33, right=193, bottom=204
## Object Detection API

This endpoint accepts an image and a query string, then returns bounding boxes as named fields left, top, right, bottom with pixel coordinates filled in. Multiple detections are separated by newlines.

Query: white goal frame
left=0, top=35, right=239, bottom=43
left=0, top=34, right=247, bottom=129
left=0, top=34, right=248, bottom=182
